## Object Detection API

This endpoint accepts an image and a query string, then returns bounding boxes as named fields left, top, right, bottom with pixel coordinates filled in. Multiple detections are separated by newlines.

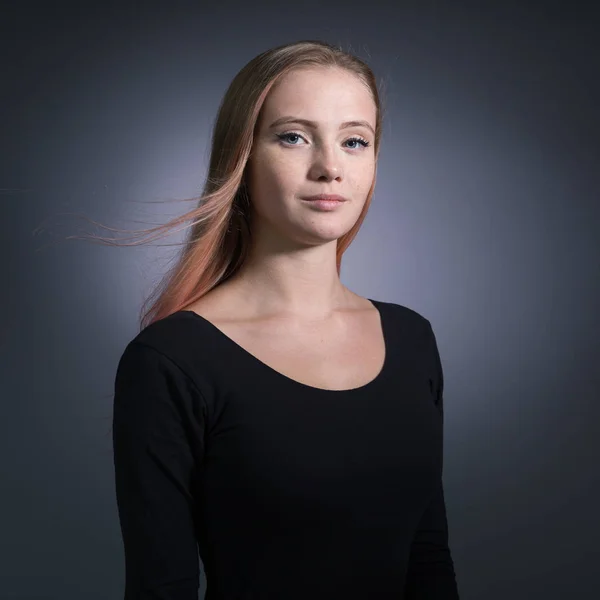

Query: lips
left=303, top=194, right=347, bottom=202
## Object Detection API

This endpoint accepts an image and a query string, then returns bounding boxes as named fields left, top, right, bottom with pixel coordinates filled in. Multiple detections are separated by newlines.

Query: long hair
left=59, top=40, right=386, bottom=332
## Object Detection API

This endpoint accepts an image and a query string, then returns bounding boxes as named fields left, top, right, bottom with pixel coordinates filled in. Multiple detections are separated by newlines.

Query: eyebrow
left=268, top=116, right=375, bottom=136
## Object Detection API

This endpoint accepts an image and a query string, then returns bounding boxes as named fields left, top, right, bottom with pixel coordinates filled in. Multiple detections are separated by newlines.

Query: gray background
left=2, top=1, right=599, bottom=598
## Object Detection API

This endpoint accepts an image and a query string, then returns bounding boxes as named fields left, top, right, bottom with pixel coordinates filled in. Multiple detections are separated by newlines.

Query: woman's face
left=245, top=66, right=377, bottom=246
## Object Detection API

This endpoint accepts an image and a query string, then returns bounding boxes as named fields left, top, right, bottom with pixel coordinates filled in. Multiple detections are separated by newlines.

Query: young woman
left=112, top=39, right=460, bottom=599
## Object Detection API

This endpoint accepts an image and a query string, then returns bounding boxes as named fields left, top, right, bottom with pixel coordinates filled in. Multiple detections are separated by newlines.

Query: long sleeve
left=112, top=341, right=207, bottom=599
left=404, top=320, right=460, bottom=599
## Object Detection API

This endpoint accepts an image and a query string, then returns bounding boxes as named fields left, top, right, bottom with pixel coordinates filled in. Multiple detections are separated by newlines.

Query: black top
left=112, top=298, right=460, bottom=599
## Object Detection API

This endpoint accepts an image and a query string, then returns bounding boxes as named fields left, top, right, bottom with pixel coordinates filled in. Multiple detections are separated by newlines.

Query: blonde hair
left=63, top=40, right=386, bottom=332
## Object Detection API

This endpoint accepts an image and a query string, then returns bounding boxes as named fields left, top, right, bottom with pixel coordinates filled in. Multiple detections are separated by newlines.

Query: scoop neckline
left=175, top=298, right=389, bottom=394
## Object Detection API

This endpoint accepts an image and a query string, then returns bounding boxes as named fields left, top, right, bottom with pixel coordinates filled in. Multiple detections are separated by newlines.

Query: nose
left=310, top=146, right=342, bottom=181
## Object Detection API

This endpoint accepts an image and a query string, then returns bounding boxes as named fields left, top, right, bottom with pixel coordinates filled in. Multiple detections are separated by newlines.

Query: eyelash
left=276, top=131, right=371, bottom=150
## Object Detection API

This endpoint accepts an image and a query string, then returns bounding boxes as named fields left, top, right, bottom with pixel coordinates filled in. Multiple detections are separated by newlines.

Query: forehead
left=260, top=67, right=376, bottom=124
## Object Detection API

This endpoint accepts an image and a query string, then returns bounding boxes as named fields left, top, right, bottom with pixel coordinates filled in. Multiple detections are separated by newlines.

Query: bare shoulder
left=181, top=284, right=383, bottom=391
left=182, top=283, right=239, bottom=323
left=182, top=284, right=376, bottom=330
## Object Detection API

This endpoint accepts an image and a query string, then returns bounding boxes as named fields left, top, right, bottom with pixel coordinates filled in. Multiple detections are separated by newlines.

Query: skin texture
left=221, top=66, right=378, bottom=323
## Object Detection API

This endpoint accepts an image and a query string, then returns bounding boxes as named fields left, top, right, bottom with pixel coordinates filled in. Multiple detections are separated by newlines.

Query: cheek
left=347, top=160, right=375, bottom=188
left=253, top=154, right=302, bottom=192
left=358, top=161, right=376, bottom=191
left=246, top=158, right=292, bottom=208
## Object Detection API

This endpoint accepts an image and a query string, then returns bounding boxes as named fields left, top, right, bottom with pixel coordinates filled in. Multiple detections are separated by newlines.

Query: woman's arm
left=404, top=320, right=460, bottom=599
left=404, top=481, right=459, bottom=599
left=112, top=341, right=206, bottom=599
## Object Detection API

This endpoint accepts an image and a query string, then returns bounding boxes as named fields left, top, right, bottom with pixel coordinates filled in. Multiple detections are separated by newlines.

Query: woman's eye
left=276, top=132, right=371, bottom=149
left=345, top=137, right=370, bottom=149
left=278, top=132, right=304, bottom=145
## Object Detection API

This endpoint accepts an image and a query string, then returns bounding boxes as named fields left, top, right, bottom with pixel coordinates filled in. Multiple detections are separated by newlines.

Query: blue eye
left=276, top=131, right=371, bottom=149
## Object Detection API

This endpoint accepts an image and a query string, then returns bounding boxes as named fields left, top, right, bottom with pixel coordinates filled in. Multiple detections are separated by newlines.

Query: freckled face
left=245, top=67, right=377, bottom=245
